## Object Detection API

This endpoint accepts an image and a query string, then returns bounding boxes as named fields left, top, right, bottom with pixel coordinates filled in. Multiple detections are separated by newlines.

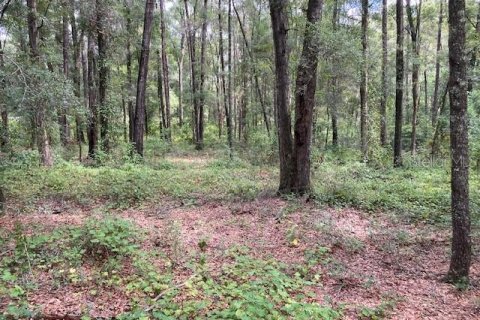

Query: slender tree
left=447, top=0, right=471, bottom=284
left=393, top=0, right=404, bottom=167
left=406, top=0, right=422, bottom=155
left=133, top=0, right=155, bottom=156
left=96, top=0, right=109, bottom=152
left=159, top=0, right=171, bottom=139
left=380, top=0, right=387, bottom=146
left=432, top=0, right=443, bottom=127
left=360, top=0, right=368, bottom=161
left=27, top=0, right=53, bottom=166
left=198, top=0, right=209, bottom=150
left=270, top=0, right=293, bottom=192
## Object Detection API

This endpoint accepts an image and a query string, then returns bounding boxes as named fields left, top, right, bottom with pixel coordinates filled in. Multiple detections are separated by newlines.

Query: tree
left=159, top=0, right=171, bottom=140
left=447, top=0, right=471, bottom=284
left=27, top=0, right=53, bottom=166
left=96, top=0, right=109, bottom=152
left=360, top=0, right=369, bottom=161
left=270, top=0, right=322, bottom=194
left=406, top=0, right=422, bottom=155
left=432, top=0, right=444, bottom=127
left=133, top=0, right=155, bottom=156
left=393, top=0, right=404, bottom=167
left=270, top=0, right=293, bottom=192
left=380, top=0, right=387, bottom=146
left=198, top=0, right=208, bottom=149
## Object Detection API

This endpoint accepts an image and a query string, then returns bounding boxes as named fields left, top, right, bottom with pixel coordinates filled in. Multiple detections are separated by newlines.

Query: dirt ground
left=0, top=197, right=479, bottom=319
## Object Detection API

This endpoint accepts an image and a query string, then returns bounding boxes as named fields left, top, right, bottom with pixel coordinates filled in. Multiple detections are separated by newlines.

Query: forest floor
left=1, top=153, right=480, bottom=319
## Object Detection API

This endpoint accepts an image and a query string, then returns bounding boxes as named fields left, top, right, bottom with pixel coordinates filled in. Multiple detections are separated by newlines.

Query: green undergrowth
left=0, top=218, right=340, bottom=319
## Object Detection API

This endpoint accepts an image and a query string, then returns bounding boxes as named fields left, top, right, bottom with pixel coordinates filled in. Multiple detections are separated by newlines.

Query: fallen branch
left=144, top=273, right=198, bottom=312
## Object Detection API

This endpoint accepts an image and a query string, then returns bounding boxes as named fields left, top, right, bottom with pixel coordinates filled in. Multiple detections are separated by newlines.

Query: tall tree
left=270, top=0, right=293, bottom=192
left=198, top=0, right=209, bottom=149
left=360, top=0, right=368, bottom=161
left=87, top=28, right=98, bottom=158
left=159, top=0, right=171, bottom=139
left=226, top=0, right=234, bottom=156
left=330, top=0, right=339, bottom=147
left=290, top=0, right=323, bottom=193
left=447, top=0, right=471, bottom=284
left=133, top=0, right=155, bottom=156
left=96, top=0, right=109, bottom=152
left=431, top=0, right=444, bottom=127
left=0, top=33, right=8, bottom=151
left=393, top=0, right=404, bottom=167
left=59, top=2, right=70, bottom=146
left=380, top=0, right=387, bottom=146
left=125, top=3, right=135, bottom=143
left=406, top=0, right=422, bottom=155
left=27, top=0, right=53, bottom=166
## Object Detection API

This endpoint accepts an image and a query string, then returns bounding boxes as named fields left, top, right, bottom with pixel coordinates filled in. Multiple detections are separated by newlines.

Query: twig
left=144, top=273, right=198, bottom=312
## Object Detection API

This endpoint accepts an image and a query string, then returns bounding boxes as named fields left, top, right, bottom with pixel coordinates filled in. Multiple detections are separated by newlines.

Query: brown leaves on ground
left=0, top=198, right=478, bottom=319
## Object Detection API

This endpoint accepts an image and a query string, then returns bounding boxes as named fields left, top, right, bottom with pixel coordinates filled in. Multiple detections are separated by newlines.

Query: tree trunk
left=197, top=0, right=208, bottom=150
left=157, top=50, right=167, bottom=136
left=159, top=0, right=171, bottom=139
left=269, top=0, right=293, bottom=193
left=87, top=31, right=98, bottom=158
left=178, top=33, right=185, bottom=127
left=133, top=0, right=155, bottom=156
left=330, top=0, right=339, bottom=147
left=0, top=38, right=8, bottom=151
left=290, top=0, right=323, bottom=193
left=406, top=0, right=421, bottom=156
left=27, top=0, right=53, bottom=166
left=218, top=0, right=228, bottom=141
left=393, top=0, right=404, bottom=167
left=431, top=0, right=443, bottom=127
left=447, top=0, right=471, bottom=284
left=380, top=0, right=387, bottom=146
left=60, top=7, right=70, bottom=146
left=226, top=0, right=234, bottom=156
left=360, top=0, right=368, bottom=161
left=126, top=5, right=135, bottom=143
left=96, top=0, right=109, bottom=152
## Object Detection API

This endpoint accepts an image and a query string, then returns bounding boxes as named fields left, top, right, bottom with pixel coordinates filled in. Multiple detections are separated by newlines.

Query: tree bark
left=226, top=0, right=234, bottom=156
left=159, top=0, right=171, bottom=139
left=447, top=0, right=471, bottom=283
left=157, top=50, right=167, bottom=136
left=380, top=0, right=387, bottom=146
left=87, top=31, right=98, bottom=158
left=269, top=0, right=293, bottom=193
left=360, top=0, right=368, bottom=161
left=393, top=0, right=404, bottom=167
left=406, top=0, right=421, bottom=156
left=178, top=33, right=185, bottom=127
left=96, top=0, right=109, bottom=152
left=133, top=0, right=155, bottom=156
left=218, top=0, right=229, bottom=142
left=432, top=0, right=443, bottom=127
left=27, top=0, right=53, bottom=166
left=60, top=5, right=70, bottom=146
left=290, top=0, right=323, bottom=193
left=125, top=4, right=135, bottom=143
left=0, top=38, right=8, bottom=151
left=330, top=0, right=339, bottom=147
left=197, top=0, right=208, bottom=150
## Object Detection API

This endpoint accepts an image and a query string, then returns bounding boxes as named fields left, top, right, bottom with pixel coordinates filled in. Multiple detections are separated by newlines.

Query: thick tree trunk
left=290, top=0, right=323, bottom=193
left=87, top=32, right=98, bottom=158
left=218, top=0, right=228, bottom=139
left=447, top=0, right=471, bottom=283
left=406, top=0, right=421, bottom=156
left=269, top=0, right=293, bottom=193
left=27, top=0, right=53, bottom=166
left=96, top=0, right=109, bottom=152
left=133, top=0, right=155, bottom=156
left=159, top=0, right=171, bottom=139
left=360, top=0, right=368, bottom=161
left=393, top=0, right=404, bottom=167
left=380, top=0, right=387, bottom=146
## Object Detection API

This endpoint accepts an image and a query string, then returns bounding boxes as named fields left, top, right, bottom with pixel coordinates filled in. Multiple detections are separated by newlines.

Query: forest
left=0, top=0, right=479, bottom=318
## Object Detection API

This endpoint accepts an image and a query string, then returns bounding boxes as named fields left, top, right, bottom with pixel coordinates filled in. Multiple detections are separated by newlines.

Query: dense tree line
left=0, top=0, right=478, bottom=282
